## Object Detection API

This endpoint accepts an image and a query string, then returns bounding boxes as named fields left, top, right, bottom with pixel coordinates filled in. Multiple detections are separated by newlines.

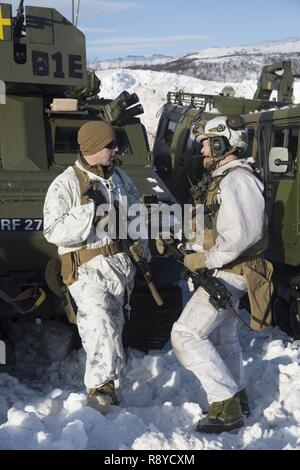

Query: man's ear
left=210, top=137, right=227, bottom=157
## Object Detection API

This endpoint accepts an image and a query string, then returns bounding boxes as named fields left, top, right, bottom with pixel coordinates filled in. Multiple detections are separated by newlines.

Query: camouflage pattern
left=171, top=270, right=247, bottom=403
left=69, top=258, right=134, bottom=390
left=171, top=158, right=267, bottom=401
left=43, top=160, right=141, bottom=389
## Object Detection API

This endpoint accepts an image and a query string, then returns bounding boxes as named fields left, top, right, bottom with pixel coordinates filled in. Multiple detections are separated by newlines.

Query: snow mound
left=98, top=68, right=300, bottom=148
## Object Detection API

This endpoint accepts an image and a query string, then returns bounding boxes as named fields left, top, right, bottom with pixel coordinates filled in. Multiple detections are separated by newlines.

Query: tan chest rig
left=201, top=167, right=273, bottom=331
left=58, top=166, right=125, bottom=287
left=45, top=166, right=125, bottom=324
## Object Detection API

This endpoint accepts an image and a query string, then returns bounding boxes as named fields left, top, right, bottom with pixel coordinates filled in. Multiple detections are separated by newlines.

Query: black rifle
left=161, top=237, right=252, bottom=332
left=120, top=237, right=164, bottom=306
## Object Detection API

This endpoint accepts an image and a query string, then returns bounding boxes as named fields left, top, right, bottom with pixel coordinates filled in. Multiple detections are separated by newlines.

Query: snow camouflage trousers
left=68, top=254, right=135, bottom=390
left=171, top=271, right=247, bottom=403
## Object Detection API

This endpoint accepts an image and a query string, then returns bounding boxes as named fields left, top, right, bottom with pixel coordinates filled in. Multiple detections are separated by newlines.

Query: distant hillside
left=91, top=38, right=300, bottom=82
left=89, top=54, right=174, bottom=71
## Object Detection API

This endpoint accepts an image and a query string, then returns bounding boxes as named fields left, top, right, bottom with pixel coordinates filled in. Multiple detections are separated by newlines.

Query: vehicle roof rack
left=167, top=90, right=287, bottom=112
left=167, top=91, right=215, bottom=109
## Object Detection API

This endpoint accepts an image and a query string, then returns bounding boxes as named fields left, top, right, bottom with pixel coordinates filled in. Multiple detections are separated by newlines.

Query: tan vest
left=59, top=166, right=124, bottom=286
left=203, top=167, right=273, bottom=331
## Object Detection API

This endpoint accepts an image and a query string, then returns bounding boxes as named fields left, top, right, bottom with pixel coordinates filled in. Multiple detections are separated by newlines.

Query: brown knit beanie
left=77, top=121, right=115, bottom=156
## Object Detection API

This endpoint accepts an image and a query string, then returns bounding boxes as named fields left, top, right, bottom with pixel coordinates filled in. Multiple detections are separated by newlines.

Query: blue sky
left=9, top=0, right=300, bottom=60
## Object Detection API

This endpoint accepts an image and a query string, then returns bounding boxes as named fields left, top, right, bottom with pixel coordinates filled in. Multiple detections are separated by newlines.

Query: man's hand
left=82, top=182, right=106, bottom=207
left=155, top=237, right=166, bottom=255
left=129, top=242, right=144, bottom=262
left=184, top=252, right=206, bottom=272
left=155, top=232, right=173, bottom=255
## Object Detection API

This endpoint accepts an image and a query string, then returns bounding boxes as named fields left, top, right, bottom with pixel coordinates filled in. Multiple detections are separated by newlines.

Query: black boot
left=196, top=393, right=244, bottom=433
left=238, top=388, right=250, bottom=417
left=87, top=380, right=119, bottom=414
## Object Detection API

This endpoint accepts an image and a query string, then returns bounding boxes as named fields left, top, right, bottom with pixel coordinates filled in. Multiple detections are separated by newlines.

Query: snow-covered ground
left=98, top=68, right=300, bottom=148
left=1, top=68, right=300, bottom=450
left=0, top=318, right=300, bottom=450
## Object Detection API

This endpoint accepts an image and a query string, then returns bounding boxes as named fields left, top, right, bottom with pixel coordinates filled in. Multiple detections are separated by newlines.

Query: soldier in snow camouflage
left=44, top=121, right=149, bottom=413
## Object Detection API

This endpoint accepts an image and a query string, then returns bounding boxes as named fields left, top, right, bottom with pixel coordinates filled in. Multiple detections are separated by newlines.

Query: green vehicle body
left=243, top=105, right=300, bottom=267
left=153, top=63, right=300, bottom=337
left=153, top=87, right=289, bottom=203
left=0, top=3, right=181, bottom=350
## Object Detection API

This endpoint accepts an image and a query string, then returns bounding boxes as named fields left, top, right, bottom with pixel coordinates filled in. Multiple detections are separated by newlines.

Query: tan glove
left=184, top=252, right=206, bottom=273
left=155, top=237, right=166, bottom=255
left=129, top=242, right=144, bottom=262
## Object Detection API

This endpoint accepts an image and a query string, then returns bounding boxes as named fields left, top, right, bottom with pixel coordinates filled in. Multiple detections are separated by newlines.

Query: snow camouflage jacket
left=43, top=161, right=149, bottom=298
left=201, top=159, right=273, bottom=330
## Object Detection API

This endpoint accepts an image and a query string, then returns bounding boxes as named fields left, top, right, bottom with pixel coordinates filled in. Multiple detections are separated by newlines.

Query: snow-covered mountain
left=89, top=54, right=174, bottom=71
left=92, top=38, right=300, bottom=83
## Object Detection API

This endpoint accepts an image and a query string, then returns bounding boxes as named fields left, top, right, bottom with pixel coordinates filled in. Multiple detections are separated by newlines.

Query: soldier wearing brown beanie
left=77, top=121, right=118, bottom=178
left=43, top=120, right=149, bottom=414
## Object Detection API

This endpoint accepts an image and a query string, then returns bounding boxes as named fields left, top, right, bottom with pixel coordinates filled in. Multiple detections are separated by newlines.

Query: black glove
left=82, top=181, right=107, bottom=207
left=82, top=182, right=109, bottom=228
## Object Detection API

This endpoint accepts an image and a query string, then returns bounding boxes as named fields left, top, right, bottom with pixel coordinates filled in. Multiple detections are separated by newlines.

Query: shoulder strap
left=73, top=165, right=127, bottom=207
left=72, top=165, right=94, bottom=205
left=73, top=165, right=89, bottom=190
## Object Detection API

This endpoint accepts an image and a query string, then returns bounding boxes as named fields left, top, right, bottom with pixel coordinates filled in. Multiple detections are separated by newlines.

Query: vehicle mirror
left=268, top=147, right=289, bottom=173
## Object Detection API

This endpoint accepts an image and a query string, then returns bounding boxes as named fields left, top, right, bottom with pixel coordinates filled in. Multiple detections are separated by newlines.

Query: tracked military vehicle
left=0, top=2, right=182, bottom=352
left=153, top=62, right=300, bottom=338
left=153, top=61, right=294, bottom=203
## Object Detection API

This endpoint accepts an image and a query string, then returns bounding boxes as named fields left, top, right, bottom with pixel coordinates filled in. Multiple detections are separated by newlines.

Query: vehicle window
left=271, top=126, right=299, bottom=177
left=54, top=127, right=79, bottom=153
left=163, top=120, right=176, bottom=145
left=115, top=129, right=132, bottom=155
left=244, top=128, right=254, bottom=159
left=54, top=126, right=132, bottom=156
left=287, top=128, right=299, bottom=163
